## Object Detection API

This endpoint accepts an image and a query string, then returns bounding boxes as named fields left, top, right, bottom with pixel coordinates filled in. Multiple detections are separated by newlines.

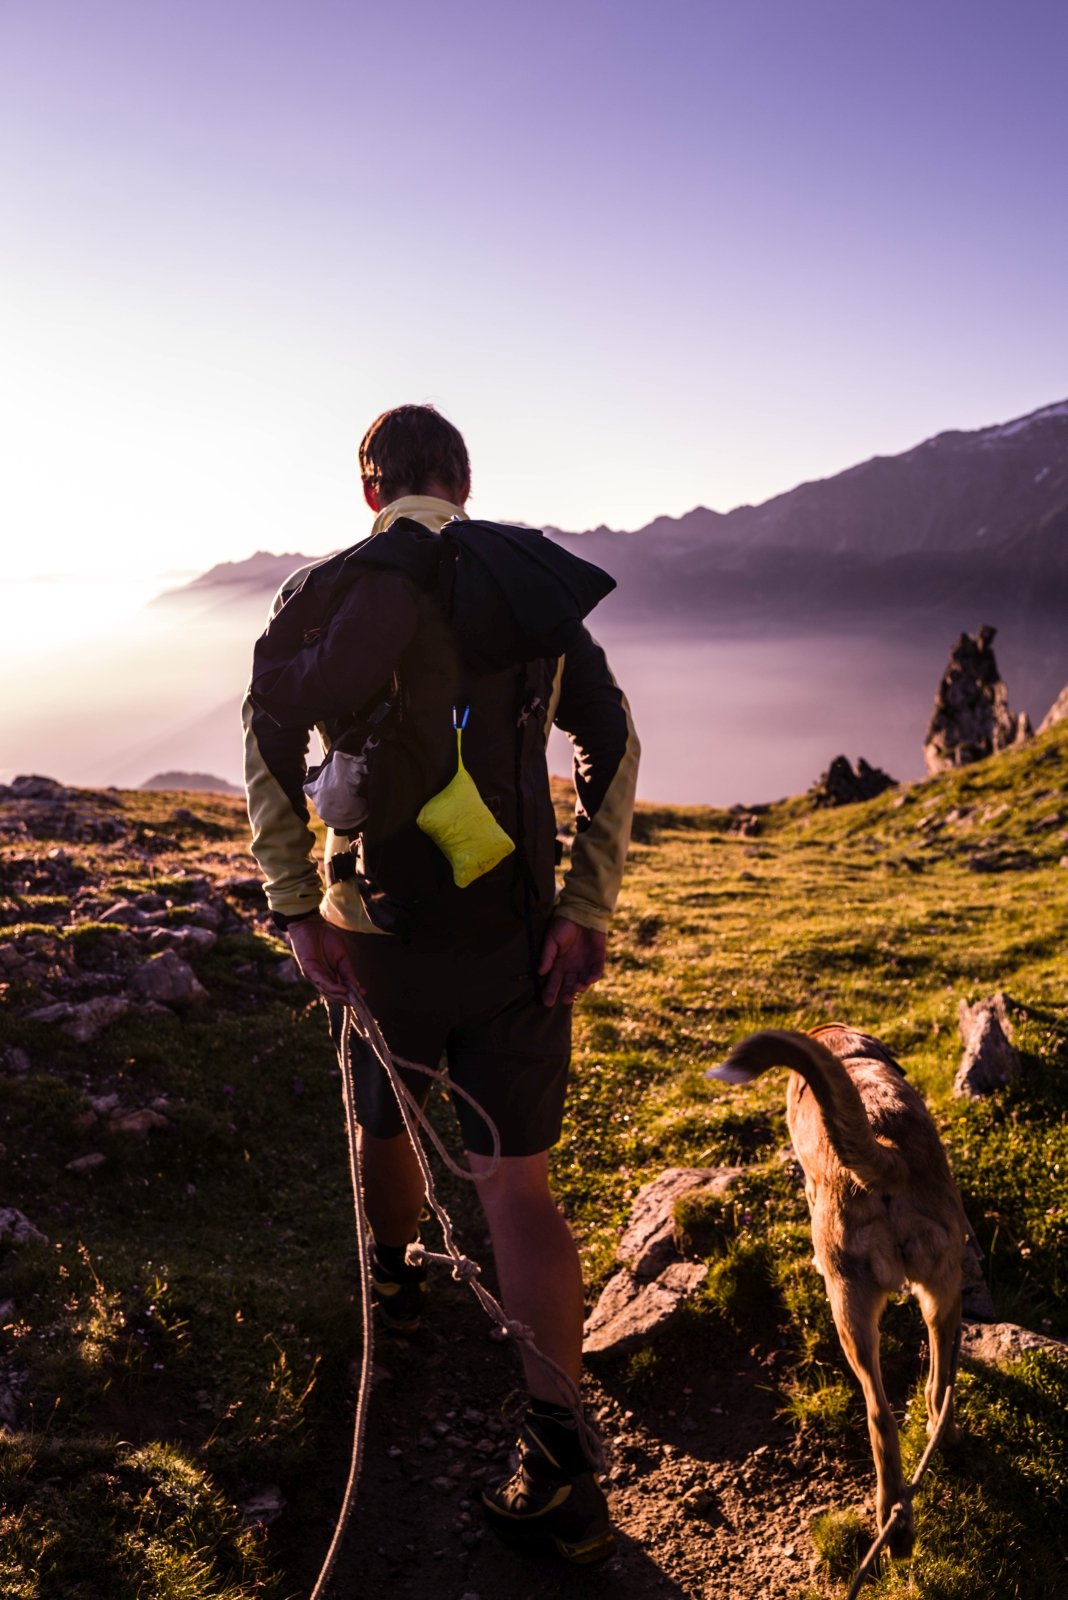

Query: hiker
left=242, top=403, right=639, bottom=1564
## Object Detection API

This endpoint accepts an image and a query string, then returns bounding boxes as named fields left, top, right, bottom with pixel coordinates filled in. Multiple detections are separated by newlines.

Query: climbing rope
left=843, top=1384, right=955, bottom=1600
left=307, top=988, right=602, bottom=1600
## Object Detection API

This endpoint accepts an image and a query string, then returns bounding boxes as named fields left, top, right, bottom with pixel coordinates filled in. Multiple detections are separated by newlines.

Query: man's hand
left=538, top=915, right=606, bottom=1007
left=286, top=914, right=362, bottom=1002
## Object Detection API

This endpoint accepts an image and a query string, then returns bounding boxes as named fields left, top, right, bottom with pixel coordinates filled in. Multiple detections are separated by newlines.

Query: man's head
left=358, top=404, right=471, bottom=511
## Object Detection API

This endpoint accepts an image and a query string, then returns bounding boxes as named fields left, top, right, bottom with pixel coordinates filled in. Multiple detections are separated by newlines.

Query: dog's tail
left=708, top=1029, right=907, bottom=1190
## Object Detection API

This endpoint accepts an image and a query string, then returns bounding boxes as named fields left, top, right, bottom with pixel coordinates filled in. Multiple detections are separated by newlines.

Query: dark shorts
left=327, top=926, right=572, bottom=1157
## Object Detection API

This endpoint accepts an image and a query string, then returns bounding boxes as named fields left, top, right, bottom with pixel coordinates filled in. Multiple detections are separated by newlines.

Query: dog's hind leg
left=825, top=1275, right=914, bottom=1558
left=914, top=1281, right=963, bottom=1449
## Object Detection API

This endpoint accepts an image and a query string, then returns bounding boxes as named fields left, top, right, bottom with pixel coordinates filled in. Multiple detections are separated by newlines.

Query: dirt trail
left=282, top=1268, right=867, bottom=1600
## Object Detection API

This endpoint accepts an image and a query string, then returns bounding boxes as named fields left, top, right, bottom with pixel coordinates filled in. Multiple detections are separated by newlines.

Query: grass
left=2, top=727, right=1068, bottom=1595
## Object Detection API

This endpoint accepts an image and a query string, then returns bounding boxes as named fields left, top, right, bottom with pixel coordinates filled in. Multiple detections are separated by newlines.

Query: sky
left=3, top=0, right=1068, bottom=586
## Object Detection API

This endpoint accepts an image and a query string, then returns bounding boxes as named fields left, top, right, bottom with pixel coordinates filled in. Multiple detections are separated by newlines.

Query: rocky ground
left=287, top=1267, right=860, bottom=1600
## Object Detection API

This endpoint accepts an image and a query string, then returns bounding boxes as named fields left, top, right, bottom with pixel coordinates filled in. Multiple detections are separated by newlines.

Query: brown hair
left=358, top=404, right=470, bottom=504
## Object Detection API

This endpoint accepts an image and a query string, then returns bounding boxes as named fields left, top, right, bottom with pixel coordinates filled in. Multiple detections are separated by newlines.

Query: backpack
left=249, top=519, right=615, bottom=947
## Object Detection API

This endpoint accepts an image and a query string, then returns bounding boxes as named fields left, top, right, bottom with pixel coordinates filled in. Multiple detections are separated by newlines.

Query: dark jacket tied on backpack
left=242, top=497, right=640, bottom=953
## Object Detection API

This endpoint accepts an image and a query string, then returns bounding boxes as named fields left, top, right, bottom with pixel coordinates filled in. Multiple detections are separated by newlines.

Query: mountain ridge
left=160, top=396, right=1068, bottom=607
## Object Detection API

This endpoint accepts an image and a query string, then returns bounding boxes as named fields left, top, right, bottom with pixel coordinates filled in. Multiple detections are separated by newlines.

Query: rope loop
left=450, top=1256, right=482, bottom=1283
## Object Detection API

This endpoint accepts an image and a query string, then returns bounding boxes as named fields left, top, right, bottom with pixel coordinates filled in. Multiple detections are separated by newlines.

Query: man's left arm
left=541, top=625, right=640, bottom=1001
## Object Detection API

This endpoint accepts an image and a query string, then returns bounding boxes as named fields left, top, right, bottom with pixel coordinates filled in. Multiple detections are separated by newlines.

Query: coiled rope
left=307, top=988, right=602, bottom=1600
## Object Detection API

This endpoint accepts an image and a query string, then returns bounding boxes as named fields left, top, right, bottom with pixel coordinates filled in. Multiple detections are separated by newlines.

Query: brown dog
left=708, top=1024, right=968, bottom=1555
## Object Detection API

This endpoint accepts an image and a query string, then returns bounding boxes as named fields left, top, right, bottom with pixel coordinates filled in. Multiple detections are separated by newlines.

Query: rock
left=128, top=950, right=208, bottom=1008
left=110, top=1109, right=171, bottom=1137
left=88, top=1093, right=121, bottom=1115
left=25, top=1002, right=74, bottom=1026
left=237, top=1484, right=286, bottom=1526
left=584, top=1262, right=708, bottom=1355
left=618, top=1167, right=744, bottom=1279
left=99, top=900, right=150, bottom=926
left=274, top=957, right=304, bottom=986
left=66, top=1153, right=107, bottom=1173
left=1, top=775, right=71, bottom=801
left=1, top=1048, right=30, bottom=1077
left=62, top=996, right=130, bottom=1043
left=924, top=626, right=1030, bottom=774
left=954, top=993, right=1021, bottom=1097
left=1038, top=684, right=1068, bottom=734
left=810, top=755, right=897, bottom=807
left=0, top=1208, right=48, bottom=1247
left=145, top=925, right=218, bottom=953
left=960, top=1321, right=1068, bottom=1367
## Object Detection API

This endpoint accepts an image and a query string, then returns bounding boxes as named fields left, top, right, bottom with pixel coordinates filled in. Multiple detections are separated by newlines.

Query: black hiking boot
left=370, top=1241, right=427, bottom=1335
left=482, top=1401, right=614, bottom=1566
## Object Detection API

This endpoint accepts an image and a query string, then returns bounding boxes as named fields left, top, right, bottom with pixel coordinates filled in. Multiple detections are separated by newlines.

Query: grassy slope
left=0, top=724, right=1066, bottom=1598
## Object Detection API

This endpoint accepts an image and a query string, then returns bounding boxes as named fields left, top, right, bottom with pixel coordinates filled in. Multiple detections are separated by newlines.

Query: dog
left=708, top=1024, right=969, bottom=1555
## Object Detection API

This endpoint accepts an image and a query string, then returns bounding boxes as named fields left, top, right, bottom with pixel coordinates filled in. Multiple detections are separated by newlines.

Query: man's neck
left=371, top=494, right=468, bottom=536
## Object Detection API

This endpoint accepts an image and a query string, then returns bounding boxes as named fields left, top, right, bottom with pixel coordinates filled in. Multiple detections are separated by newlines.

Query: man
left=242, top=404, right=639, bottom=1564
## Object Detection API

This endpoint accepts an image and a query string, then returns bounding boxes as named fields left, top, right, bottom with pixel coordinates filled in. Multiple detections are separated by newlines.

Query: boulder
left=583, top=1262, right=709, bottom=1355
left=110, top=1108, right=171, bottom=1137
left=128, top=949, right=208, bottom=1008
left=960, top=1321, right=1068, bottom=1367
left=583, top=1166, right=741, bottom=1355
left=0, top=1208, right=48, bottom=1248
left=1038, top=684, right=1068, bottom=734
left=923, top=626, right=1030, bottom=774
left=810, top=755, right=897, bottom=807
left=62, top=996, right=130, bottom=1044
left=617, top=1167, right=744, bottom=1279
left=954, top=993, right=1021, bottom=1098
left=0, top=775, right=71, bottom=801
left=66, top=1153, right=107, bottom=1173
left=145, top=925, right=218, bottom=954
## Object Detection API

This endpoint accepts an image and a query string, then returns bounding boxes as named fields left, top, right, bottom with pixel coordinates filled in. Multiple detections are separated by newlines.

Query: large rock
left=810, top=755, right=897, bottom=807
left=584, top=1167, right=741, bottom=1355
left=960, top=1321, right=1068, bottom=1367
left=0, top=1208, right=48, bottom=1248
left=128, top=949, right=208, bottom=1008
left=583, top=1262, right=709, bottom=1355
left=954, top=993, right=1021, bottom=1098
left=923, top=626, right=1031, bottom=775
left=62, top=996, right=130, bottom=1044
left=618, top=1167, right=744, bottom=1279
left=1038, top=684, right=1068, bottom=734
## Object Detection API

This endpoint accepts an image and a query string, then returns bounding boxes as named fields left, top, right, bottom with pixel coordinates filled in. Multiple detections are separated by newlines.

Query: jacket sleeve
left=549, top=626, right=640, bottom=933
left=242, top=566, right=419, bottom=917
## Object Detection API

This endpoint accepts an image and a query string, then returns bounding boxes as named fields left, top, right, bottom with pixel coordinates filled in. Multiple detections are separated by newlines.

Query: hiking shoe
left=370, top=1246, right=427, bottom=1334
left=482, top=1410, right=615, bottom=1565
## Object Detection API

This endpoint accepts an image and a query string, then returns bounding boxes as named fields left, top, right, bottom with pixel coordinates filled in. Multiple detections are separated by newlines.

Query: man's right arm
left=242, top=566, right=420, bottom=933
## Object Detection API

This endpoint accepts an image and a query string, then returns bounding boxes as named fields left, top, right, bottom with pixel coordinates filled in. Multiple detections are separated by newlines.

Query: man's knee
left=468, top=1150, right=554, bottom=1215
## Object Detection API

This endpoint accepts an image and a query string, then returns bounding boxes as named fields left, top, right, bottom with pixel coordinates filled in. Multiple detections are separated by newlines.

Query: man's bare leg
left=359, top=1128, right=426, bottom=1248
left=468, top=1149, right=584, bottom=1398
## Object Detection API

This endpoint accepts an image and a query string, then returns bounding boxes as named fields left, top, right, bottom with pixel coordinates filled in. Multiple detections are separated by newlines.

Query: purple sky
left=3, top=0, right=1067, bottom=579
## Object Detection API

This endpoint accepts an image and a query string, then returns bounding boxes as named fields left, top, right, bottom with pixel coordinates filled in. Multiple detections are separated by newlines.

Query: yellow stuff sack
left=416, top=723, right=515, bottom=888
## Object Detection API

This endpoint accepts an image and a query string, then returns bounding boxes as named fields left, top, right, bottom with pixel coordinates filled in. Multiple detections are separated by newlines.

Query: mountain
left=164, top=399, right=1068, bottom=629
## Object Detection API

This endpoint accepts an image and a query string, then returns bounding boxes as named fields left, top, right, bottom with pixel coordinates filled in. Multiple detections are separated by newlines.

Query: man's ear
left=362, top=480, right=381, bottom=512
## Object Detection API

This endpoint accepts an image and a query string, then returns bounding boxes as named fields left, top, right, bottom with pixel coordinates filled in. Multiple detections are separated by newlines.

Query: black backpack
left=249, top=519, right=616, bottom=947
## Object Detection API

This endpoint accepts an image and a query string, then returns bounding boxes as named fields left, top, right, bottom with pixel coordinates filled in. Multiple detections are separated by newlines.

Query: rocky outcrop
left=954, top=993, right=1022, bottom=1098
left=923, top=626, right=1031, bottom=774
left=1038, top=684, right=1068, bottom=734
left=584, top=1168, right=742, bottom=1355
left=960, top=1321, right=1068, bottom=1367
left=810, top=755, right=896, bottom=807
